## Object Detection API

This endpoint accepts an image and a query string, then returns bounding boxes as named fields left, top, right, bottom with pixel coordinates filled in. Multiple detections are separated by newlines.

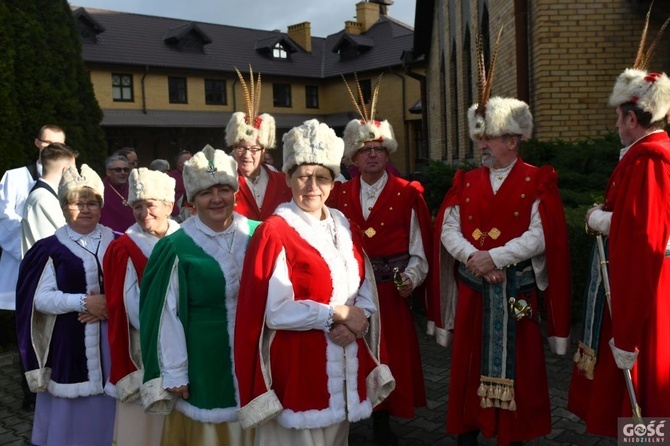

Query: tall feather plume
left=354, top=72, right=370, bottom=122
left=633, top=2, right=653, bottom=69
left=483, top=27, right=503, bottom=106
left=370, top=73, right=384, bottom=122
left=235, top=67, right=252, bottom=119
left=639, top=16, right=670, bottom=70
left=235, top=66, right=262, bottom=122
left=253, top=72, right=262, bottom=118
left=249, top=65, right=256, bottom=118
left=475, top=34, right=487, bottom=114
left=341, top=74, right=367, bottom=121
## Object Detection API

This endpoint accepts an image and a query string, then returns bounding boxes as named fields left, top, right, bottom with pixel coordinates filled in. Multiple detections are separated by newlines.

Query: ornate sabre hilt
left=392, top=267, right=407, bottom=290
left=508, top=297, right=532, bottom=321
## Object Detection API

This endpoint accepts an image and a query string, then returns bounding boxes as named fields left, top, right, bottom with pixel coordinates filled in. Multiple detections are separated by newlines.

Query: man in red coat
left=568, top=63, right=670, bottom=435
left=432, top=96, right=572, bottom=445
left=329, top=116, right=433, bottom=445
left=225, top=69, right=290, bottom=221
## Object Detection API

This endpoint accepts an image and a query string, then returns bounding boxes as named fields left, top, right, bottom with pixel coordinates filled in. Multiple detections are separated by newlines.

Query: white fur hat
left=343, top=119, right=398, bottom=160
left=183, top=144, right=239, bottom=201
left=128, top=167, right=176, bottom=205
left=608, top=68, right=670, bottom=123
left=224, top=111, right=276, bottom=149
left=282, top=119, right=344, bottom=177
left=58, top=164, right=105, bottom=207
left=467, top=96, right=534, bottom=141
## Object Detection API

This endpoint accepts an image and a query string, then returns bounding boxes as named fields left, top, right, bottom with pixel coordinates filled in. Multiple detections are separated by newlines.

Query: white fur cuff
left=116, top=370, right=143, bottom=403
left=238, top=390, right=283, bottom=429
left=366, top=364, right=396, bottom=408
left=435, top=327, right=453, bottom=349
left=609, top=338, right=639, bottom=370
left=25, top=368, right=51, bottom=393
left=548, top=336, right=569, bottom=356
left=140, top=378, right=176, bottom=415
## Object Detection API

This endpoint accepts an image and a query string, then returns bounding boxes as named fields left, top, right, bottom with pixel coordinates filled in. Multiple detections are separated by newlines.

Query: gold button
left=389, top=207, right=393, bottom=210
left=525, top=177, right=531, bottom=182
left=466, top=182, right=470, bottom=188
left=465, top=198, right=470, bottom=203
left=397, top=192, right=401, bottom=196
left=521, top=194, right=526, bottom=199
left=514, top=211, right=519, bottom=217
left=344, top=204, right=348, bottom=207
left=468, top=216, right=473, bottom=221
left=612, top=181, right=616, bottom=187
left=381, top=222, right=385, bottom=226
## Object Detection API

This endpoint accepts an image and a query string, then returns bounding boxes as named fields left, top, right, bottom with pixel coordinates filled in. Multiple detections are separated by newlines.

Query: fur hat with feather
left=225, top=66, right=276, bottom=149
left=608, top=5, right=670, bottom=123
left=467, top=27, right=533, bottom=141
left=342, top=73, right=398, bottom=159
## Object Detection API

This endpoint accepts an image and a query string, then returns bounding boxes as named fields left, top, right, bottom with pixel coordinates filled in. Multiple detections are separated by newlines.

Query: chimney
left=356, top=1, right=381, bottom=32
left=287, top=22, right=312, bottom=52
left=345, top=21, right=363, bottom=35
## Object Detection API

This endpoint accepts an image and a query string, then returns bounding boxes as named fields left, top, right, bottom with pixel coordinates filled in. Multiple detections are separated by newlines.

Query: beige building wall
left=426, top=0, right=670, bottom=165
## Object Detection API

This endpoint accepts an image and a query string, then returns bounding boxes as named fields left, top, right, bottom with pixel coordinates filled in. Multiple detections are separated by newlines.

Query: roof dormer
left=72, top=8, right=106, bottom=44
left=255, top=34, right=299, bottom=60
left=163, top=22, right=212, bottom=53
left=332, top=34, right=374, bottom=61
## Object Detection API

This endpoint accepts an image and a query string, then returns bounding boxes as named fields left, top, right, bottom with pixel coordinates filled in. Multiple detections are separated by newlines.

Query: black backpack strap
left=26, top=163, right=39, bottom=181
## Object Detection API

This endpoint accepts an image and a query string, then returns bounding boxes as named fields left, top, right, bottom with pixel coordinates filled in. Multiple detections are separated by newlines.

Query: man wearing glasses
left=99, top=154, right=135, bottom=232
left=0, top=124, right=65, bottom=410
left=330, top=117, right=433, bottom=445
left=225, top=111, right=290, bottom=220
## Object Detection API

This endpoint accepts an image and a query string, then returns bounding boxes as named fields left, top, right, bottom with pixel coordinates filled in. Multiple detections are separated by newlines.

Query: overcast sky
left=69, top=0, right=416, bottom=37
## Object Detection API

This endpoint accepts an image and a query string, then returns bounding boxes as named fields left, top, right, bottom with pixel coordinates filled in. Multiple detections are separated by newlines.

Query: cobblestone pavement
left=0, top=312, right=618, bottom=446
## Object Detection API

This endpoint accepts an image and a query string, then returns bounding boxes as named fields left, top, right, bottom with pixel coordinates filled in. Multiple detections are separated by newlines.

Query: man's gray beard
left=481, top=154, right=496, bottom=168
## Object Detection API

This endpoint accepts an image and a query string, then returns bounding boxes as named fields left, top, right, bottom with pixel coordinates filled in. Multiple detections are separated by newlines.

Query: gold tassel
left=573, top=348, right=582, bottom=364
left=480, top=397, right=487, bottom=408
left=501, top=401, right=509, bottom=410
left=508, top=398, right=517, bottom=411
left=485, top=398, right=493, bottom=408
left=477, top=383, right=487, bottom=398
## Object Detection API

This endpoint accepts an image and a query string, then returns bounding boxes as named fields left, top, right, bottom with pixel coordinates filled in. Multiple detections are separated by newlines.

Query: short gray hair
left=105, top=154, right=129, bottom=169
left=149, top=159, right=170, bottom=172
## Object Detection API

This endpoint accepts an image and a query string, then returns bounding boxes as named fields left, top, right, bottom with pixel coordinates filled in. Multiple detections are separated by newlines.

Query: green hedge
left=420, top=134, right=622, bottom=322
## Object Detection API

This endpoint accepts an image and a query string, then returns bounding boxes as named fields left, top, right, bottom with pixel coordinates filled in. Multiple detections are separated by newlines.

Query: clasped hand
left=466, top=251, right=504, bottom=284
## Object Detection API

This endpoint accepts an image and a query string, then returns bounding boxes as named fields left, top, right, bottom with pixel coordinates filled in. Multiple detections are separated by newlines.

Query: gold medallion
left=364, top=227, right=377, bottom=238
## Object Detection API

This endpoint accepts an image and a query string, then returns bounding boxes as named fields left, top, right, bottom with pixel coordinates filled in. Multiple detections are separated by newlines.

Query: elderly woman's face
left=287, top=164, right=334, bottom=219
left=132, top=199, right=174, bottom=237
left=193, top=184, right=236, bottom=232
left=232, top=138, right=264, bottom=178
left=63, top=191, right=102, bottom=234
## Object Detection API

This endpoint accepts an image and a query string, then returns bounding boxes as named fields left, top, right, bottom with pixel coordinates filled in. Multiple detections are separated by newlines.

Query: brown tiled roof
left=74, top=6, right=413, bottom=78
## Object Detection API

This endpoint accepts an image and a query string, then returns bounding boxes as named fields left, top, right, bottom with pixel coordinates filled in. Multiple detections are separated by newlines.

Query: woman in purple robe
left=16, top=164, right=116, bottom=446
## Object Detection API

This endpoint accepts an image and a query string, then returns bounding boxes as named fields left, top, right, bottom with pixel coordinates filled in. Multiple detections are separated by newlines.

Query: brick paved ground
left=0, top=311, right=619, bottom=445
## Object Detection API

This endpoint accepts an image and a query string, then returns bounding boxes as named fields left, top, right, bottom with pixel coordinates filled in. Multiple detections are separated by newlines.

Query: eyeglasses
left=233, top=146, right=263, bottom=155
left=109, top=167, right=130, bottom=173
left=68, top=201, right=101, bottom=210
left=357, top=147, right=386, bottom=156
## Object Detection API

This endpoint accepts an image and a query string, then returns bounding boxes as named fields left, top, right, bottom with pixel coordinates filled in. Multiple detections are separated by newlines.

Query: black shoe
left=457, top=430, right=479, bottom=446
left=22, top=397, right=35, bottom=411
left=372, top=411, right=399, bottom=446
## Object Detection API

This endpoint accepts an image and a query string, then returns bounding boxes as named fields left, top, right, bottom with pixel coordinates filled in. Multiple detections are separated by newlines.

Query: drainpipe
left=514, top=0, right=530, bottom=103
left=141, top=65, right=149, bottom=114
